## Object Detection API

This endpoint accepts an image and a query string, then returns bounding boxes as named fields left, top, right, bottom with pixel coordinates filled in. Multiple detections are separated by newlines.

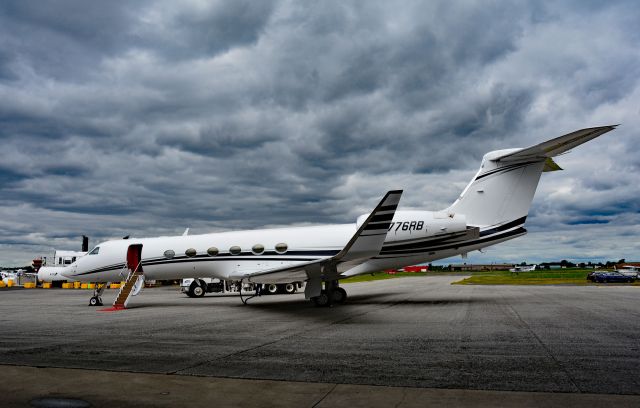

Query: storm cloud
left=1, top=0, right=639, bottom=265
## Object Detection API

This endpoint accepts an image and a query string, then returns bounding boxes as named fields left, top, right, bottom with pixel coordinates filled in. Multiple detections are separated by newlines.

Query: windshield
left=88, top=247, right=100, bottom=255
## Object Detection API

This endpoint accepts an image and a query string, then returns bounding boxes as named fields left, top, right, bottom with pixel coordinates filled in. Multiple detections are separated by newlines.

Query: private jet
left=61, top=125, right=617, bottom=308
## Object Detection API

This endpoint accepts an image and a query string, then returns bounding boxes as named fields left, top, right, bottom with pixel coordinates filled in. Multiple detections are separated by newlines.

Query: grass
left=341, top=271, right=434, bottom=283
left=340, top=269, right=640, bottom=286
left=452, top=269, right=640, bottom=285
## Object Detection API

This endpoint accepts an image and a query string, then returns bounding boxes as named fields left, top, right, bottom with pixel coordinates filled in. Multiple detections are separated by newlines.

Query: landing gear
left=311, top=280, right=346, bottom=307
left=88, top=283, right=106, bottom=306
left=284, top=283, right=297, bottom=294
left=89, top=296, right=103, bottom=306
left=312, top=292, right=330, bottom=307
left=266, top=284, right=279, bottom=294
left=332, top=287, right=347, bottom=304
left=187, top=280, right=206, bottom=298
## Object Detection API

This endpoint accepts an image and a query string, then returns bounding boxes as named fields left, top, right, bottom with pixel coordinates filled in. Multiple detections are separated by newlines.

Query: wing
left=229, top=190, right=403, bottom=283
left=494, top=125, right=617, bottom=163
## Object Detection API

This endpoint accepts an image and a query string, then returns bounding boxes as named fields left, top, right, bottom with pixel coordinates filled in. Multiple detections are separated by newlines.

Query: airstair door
left=112, top=244, right=144, bottom=309
left=126, top=244, right=143, bottom=273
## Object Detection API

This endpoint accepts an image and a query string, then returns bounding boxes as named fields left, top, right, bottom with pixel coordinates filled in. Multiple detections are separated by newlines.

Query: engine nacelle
left=357, top=210, right=467, bottom=243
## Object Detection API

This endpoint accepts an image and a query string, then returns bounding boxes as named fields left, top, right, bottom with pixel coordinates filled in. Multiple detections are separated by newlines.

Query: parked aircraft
left=37, top=236, right=89, bottom=283
left=61, top=125, right=616, bottom=308
left=509, top=264, right=538, bottom=273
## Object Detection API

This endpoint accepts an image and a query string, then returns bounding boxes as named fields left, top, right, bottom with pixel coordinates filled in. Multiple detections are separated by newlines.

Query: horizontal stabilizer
left=494, top=125, right=617, bottom=163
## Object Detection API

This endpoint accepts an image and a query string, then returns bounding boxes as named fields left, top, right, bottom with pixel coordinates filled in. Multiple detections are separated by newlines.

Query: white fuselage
left=58, top=125, right=618, bottom=290
left=64, top=210, right=525, bottom=283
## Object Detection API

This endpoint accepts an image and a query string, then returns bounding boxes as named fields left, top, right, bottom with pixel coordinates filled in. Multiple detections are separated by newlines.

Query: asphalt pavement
left=1, top=276, right=639, bottom=406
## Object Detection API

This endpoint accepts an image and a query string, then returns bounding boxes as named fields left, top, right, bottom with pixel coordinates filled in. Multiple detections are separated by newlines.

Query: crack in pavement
left=502, top=293, right=581, bottom=393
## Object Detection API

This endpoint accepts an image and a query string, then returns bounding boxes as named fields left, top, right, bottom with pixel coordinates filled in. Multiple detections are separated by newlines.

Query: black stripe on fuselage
left=376, top=226, right=527, bottom=258
left=141, top=256, right=322, bottom=268
left=479, top=216, right=527, bottom=237
left=380, top=230, right=473, bottom=254
left=75, top=264, right=126, bottom=276
left=140, top=249, right=341, bottom=264
left=379, top=217, right=526, bottom=255
left=73, top=250, right=339, bottom=277
left=74, top=262, right=126, bottom=276
left=475, top=160, right=541, bottom=181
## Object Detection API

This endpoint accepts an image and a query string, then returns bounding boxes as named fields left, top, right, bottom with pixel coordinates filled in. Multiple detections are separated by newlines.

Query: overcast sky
left=1, top=0, right=639, bottom=267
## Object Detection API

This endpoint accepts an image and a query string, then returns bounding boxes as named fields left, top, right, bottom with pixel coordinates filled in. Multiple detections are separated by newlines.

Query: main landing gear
left=311, top=280, right=347, bottom=307
left=88, top=283, right=107, bottom=306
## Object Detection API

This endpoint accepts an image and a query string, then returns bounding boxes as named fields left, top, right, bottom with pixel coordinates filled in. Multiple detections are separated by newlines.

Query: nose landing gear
left=88, top=283, right=107, bottom=306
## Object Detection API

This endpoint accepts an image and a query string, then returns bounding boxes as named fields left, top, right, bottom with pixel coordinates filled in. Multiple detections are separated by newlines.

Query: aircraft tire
left=267, top=284, right=279, bottom=295
left=311, top=292, right=330, bottom=307
left=89, top=296, right=98, bottom=306
left=188, top=281, right=205, bottom=298
left=332, top=287, right=347, bottom=304
left=193, top=285, right=205, bottom=297
left=284, top=283, right=296, bottom=294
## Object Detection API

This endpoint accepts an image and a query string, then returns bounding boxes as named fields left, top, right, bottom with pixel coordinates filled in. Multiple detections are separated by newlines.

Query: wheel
left=284, top=283, right=296, bottom=294
left=332, top=287, right=347, bottom=304
left=188, top=281, right=205, bottom=298
left=311, top=292, right=330, bottom=307
left=193, top=285, right=205, bottom=297
left=89, top=296, right=98, bottom=306
left=267, top=284, right=279, bottom=294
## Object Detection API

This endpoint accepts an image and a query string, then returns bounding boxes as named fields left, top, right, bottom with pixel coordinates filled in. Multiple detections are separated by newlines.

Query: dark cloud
left=1, top=1, right=639, bottom=265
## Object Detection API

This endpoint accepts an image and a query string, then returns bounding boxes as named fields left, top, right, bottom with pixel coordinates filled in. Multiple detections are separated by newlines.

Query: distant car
left=588, top=271, right=635, bottom=283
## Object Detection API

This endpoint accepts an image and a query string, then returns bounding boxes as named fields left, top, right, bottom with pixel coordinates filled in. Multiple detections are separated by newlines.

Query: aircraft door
left=126, top=244, right=144, bottom=273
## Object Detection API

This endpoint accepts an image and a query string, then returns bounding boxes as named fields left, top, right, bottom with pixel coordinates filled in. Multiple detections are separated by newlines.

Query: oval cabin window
left=207, top=247, right=219, bottom=256
left=229, top=246, right=242, bottom=255
left=185, top=248, right=197, bottom=257
left=275, top=243, right=288, bottom=254
left=252, top=244, right=265, bottom=255
left=164, top=249, right=175, bottom=259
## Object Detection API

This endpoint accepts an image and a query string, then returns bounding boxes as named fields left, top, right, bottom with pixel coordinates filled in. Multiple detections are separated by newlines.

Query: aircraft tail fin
left=446, top=125, right=616, bottom=228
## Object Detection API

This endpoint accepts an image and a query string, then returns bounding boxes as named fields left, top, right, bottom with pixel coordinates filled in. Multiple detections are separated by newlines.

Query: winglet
left=335, top=190, right=403, bottom=262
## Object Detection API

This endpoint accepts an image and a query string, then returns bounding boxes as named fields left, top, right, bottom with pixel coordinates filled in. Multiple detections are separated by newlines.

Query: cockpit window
left=88, top=247, right=100, bottom=255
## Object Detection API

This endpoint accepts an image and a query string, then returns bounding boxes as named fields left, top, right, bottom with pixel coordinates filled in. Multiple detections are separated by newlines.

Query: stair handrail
left=114, top=259, right=144, bottom=307
left=117, top=263, right=129, bottom=281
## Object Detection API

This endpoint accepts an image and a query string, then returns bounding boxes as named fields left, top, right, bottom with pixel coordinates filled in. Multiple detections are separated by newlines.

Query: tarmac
left=1, top=276, right=640, bottom=407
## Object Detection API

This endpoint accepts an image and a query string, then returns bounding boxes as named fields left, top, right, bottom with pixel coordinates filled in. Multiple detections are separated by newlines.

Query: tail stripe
left=475, top=160, right=541, bottom=181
